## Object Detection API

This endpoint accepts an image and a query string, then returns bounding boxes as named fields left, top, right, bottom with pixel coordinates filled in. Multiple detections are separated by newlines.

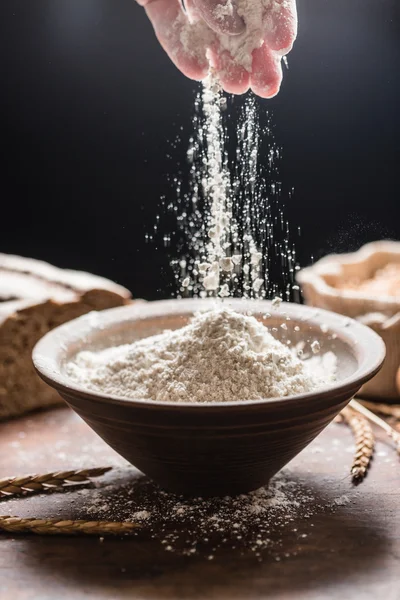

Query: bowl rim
left=32, top=298, right=386, bottom=411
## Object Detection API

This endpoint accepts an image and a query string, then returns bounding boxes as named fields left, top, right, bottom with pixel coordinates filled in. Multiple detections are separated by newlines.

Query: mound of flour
left=67, top=308, right=335, bottom=403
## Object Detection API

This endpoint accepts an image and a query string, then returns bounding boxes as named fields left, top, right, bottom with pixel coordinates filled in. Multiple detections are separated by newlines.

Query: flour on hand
left=173, top=0, right=295, bottom=77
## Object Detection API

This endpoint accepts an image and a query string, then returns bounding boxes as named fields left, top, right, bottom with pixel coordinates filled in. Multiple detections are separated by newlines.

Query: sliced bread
left=0, top=254, right=131, bottom=419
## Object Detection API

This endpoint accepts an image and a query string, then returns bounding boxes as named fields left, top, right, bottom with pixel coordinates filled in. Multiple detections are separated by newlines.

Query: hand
left=137, top=0, right=297, bottom=98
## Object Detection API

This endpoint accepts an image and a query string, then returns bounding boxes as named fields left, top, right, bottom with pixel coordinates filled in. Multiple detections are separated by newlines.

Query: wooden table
left=0, top=406, right=399, bottom=600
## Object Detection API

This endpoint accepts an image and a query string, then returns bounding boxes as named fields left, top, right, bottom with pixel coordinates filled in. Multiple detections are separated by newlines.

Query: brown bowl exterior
left=57, top=383, right=359, bottom=496
left=33, top=299, right=385, bottom=496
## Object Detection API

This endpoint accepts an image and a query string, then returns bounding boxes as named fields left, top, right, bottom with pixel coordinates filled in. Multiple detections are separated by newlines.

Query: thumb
left=191, top=0, right=245, bottom=35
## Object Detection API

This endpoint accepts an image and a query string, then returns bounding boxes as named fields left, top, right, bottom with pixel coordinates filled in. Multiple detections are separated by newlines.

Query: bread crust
left=0, top=254, right=131, bottom=419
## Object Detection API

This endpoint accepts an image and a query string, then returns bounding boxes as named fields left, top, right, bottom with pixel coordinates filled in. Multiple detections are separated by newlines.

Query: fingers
left=138, top=0, right=294, bottom=98
left=208, top=46, right=250, bottom=94
left=191, top=0, right=245, bottom=36
left=263, top=0, right=297, bottom=54
left=250, top=44, right=282, bottom=98
left=144, top=0, right=209, bottom=80
left=251, top=0, right=296, bottom=98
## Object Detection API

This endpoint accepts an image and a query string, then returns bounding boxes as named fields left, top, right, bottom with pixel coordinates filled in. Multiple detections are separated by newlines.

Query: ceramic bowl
left=33, top=298, right=385, bottom=496
left=297, top=241, right=400, bottom=401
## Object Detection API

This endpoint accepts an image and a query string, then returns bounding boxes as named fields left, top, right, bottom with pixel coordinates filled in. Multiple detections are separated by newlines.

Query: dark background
left=1, top=0, right=399, bottom=299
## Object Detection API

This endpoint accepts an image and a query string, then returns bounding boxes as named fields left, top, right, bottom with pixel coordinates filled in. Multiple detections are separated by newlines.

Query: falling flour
left=67, top=307, right=336, bottom=402
left=196, top=75, right=268, bottom=298
left=164, top=73, right=300, bottom=301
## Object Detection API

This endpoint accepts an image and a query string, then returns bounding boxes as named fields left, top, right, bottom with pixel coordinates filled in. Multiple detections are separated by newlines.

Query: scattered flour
left=76, top=468, right=351, bottom=560
left=311, top=340, right=321, bottom=354
left=330, top=494, right=350, bottom=507
left=67, top=307, right=336, bottom=403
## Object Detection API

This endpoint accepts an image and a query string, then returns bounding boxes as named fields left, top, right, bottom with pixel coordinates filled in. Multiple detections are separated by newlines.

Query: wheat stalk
left=340, top=406, right=375, bottom=481
left=358, top=400, right=400, bottom=421
left=0, top=466, right=142, bottom=536
left=0, top=515, right=139, bottom=536
left=350, top=400, right=400, bottom=456
left=0, top=467, right=112, bottom=499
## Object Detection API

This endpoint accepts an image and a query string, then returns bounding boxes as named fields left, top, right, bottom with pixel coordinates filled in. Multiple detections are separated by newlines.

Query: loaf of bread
left=0, top=254, right=132, bottom=420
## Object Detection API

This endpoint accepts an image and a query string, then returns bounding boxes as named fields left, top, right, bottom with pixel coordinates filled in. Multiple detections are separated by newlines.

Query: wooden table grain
left=0, top=406, right=399, bottom=600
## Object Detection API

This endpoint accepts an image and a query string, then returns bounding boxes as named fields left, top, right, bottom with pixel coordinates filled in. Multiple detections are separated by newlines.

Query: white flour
left=175, top=75, right=270, bottom=298
left=168, top=73, right=300, bottom=301
left=199, top=75, right=237, bottom=294
left=73, top=466, right=352, bottom=560
left=67, top=308, right=335, bottom=403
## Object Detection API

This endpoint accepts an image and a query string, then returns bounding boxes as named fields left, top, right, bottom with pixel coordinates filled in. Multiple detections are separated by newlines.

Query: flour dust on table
left=76, top=466, right=351, bottom=561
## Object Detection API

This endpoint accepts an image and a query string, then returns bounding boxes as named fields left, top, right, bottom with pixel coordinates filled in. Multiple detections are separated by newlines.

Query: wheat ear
left=350, top=400, right=400, bottom=455
left=0, top=515, right=139, bottom=536
left=0, top=467, right=112, bottom=499
left=340, top=407, right=375, bottom=481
